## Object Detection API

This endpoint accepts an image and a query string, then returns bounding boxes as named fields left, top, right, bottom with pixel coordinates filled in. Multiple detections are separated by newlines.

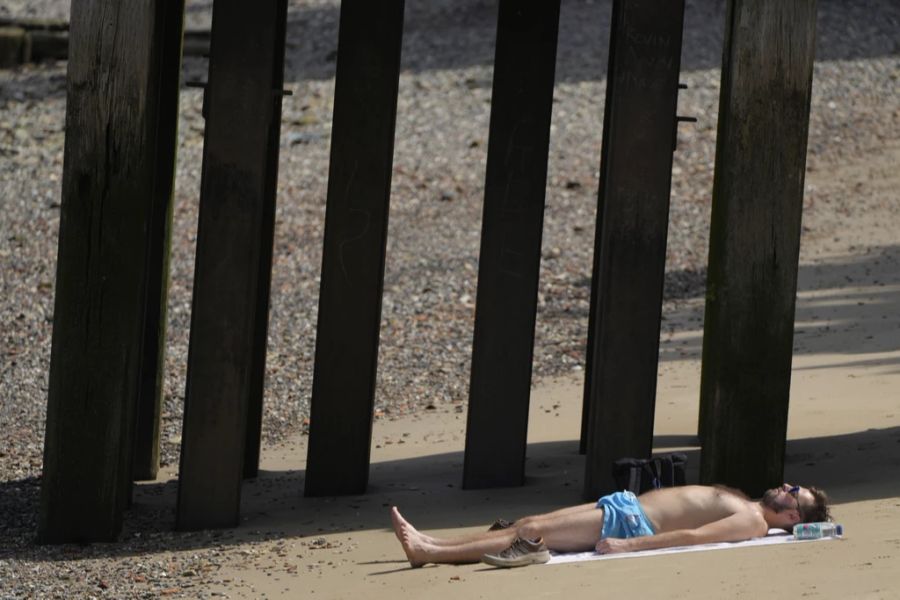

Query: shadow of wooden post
left=462, top=0, right=562, bottom=489
left=38, top=0, right=186, bottom=543
left=176, top=0, right=289, bottom=531
left=699, top=0, right=818, bottom=496
left=304, top=0, right=406, bottom=497
left=582, top=0, right=686, bottom=500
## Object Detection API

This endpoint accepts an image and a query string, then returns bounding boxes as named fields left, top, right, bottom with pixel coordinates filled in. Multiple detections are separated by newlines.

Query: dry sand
left=128, top=144, right=900, bottom=599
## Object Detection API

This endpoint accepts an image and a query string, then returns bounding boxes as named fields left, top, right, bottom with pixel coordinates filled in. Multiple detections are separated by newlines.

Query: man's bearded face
left=762, top=487, right=796, bottom=513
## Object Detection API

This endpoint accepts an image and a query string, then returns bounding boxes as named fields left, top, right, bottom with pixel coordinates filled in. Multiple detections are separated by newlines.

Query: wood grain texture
left=176, top=0, right=288, bottom=530
left=462, top=0, right=562, bottom=489
left=582, top=0, right=686, bottom=499
left=132, top=0, right=185, bottom=483
left=699, top=0, right=818, bottom=496
left=304, top=0, right=405, bottom=497
left=244, top=0, right=289, bottom=482
left=38, top=0, right=181, bottom=543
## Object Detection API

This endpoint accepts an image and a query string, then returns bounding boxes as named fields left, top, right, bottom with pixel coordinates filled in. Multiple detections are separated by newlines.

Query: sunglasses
left=788, top=485, right=805, bottom=521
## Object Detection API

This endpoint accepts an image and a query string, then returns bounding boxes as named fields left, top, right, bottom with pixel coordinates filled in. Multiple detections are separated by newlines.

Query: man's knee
left=516, top=519, right=541, bottom=539
left=515, top=515, right=539, bottom=529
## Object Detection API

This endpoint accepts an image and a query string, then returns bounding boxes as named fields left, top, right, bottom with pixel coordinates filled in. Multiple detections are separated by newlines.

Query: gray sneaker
left=487, top=518, right=514, bottom=531
left=482, top=537, right=551, bottom=568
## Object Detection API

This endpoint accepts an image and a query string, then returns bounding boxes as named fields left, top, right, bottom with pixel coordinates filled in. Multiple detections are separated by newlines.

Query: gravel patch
left=1, top=0, right=899, bottom=597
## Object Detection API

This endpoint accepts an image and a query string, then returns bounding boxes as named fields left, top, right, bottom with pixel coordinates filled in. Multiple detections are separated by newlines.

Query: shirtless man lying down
left=391, top=483, right=831, bottom=567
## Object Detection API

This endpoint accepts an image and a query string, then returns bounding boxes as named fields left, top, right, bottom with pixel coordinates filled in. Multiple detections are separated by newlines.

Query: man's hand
left=595, top=538, right=630, bottom=554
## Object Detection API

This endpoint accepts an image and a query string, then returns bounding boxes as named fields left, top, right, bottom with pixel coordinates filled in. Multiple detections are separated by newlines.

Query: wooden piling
left=244, top=0, right=290, bottom=482
left=132, top=0, right=186, bottom=483
left=176, top=0, right=289, bottom=530
left=304, top=0, right=406, bottom=497
left=698, top=0, right=818, bottom=496
left=38, top=0, right=186, bottom=544
left=462, top=0, right=562, bottom=489
left=582, top=0, right=686, bottom=499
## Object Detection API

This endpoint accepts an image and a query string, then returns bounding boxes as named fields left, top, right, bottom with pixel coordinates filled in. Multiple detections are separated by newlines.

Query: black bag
left=612, top=453, right=687, bottom=494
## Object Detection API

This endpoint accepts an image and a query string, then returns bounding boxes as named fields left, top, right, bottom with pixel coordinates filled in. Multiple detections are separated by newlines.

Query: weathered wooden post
left=582, top=0, right=686, bottom=499
left=462, top=0, right=562, bottom=489
left=304, top=0, right=405, bottom=497
left=176, top=0, right=289, bottom=530
left=38, top=0, right=185, bottom=543
left=243, top=7, right=290, bottom=482
left=132, top=2, right=186, bottom=483
left=698, top=0, right=818, bottom=495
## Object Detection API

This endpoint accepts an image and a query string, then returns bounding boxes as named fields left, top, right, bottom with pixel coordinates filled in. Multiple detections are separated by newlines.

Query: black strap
left=642, top=461, right=660, bottom=490
left=628, top=466, right=642, bottom=493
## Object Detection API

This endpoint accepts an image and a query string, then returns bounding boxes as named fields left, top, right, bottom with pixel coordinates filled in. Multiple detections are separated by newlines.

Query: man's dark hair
left=802, top=487, right=831, bottom=523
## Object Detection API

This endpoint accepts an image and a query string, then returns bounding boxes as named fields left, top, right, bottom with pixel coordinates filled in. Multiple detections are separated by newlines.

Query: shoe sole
left=481, top=550, right=551, bottom=568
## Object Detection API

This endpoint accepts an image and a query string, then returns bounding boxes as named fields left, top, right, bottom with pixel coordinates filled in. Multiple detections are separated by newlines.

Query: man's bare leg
left=392, top=502, right=599, bottom=548
left=391, top=506, right=605, bottom=566
left=518, top=508, right=605, bottom=552
left=390, top=510, right=516, bottom=547
left=527, top=501, right=599, bottom=520
left=391, top=507, right=517, bottom=566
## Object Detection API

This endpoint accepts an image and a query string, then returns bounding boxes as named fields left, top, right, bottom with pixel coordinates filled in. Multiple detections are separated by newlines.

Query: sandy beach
left=13, top=142, right=897, bottom=599
left=200, top=174, right=900, bottom=598
left=133, top=217, right=900, bottom=599
left=2, top=0, right=899, bottom=598
left=176, top=163, right=900, bottom=598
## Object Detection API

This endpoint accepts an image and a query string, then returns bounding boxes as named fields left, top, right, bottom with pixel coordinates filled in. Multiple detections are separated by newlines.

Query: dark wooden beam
left=582, top=0, right=686, bottom=500
left=132, top=0, right=186, bottom=483
left=244, top=0, right=290, bottom=482
left=38, top=0, right=186, bottom=544
left=699, top=0, right=817, bottom=496
left=462, top=0, right=561, bottom=489
left=176, top=0, right=288, bottom=530
left=304, top=0, right=405, bottom=497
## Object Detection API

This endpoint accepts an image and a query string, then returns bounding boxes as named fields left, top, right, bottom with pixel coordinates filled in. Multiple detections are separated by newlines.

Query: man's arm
left=595, top=512, right=767, bottom=554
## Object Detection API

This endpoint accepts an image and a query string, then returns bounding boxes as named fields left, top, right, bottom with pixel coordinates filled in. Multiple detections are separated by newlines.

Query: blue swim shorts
left=596, top=491, right=656, bottom=539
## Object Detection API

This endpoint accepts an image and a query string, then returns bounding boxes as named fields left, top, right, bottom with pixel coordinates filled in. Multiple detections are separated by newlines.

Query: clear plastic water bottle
left=793, top=522, right=843, bottom=539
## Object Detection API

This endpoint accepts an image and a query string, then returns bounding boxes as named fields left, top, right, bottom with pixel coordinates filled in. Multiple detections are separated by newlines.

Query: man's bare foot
left=389, top=507, right=443, bottom=544
left=390, top=506, right=433, bottom=568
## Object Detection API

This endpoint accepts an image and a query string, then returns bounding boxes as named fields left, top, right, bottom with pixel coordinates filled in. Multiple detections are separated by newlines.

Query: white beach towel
left=546, top=529, right=840, bottom=565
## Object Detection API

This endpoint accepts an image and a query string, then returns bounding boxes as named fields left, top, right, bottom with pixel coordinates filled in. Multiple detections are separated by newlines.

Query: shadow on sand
left=4, top=239, right=900, bottom=560
left=279, top=0, right=900, bottom=84
left=659, top=244, right=900, bottom=370
left=4, top=0, right=899, bottom=102
left=3, top=423, right=898, bottom=561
